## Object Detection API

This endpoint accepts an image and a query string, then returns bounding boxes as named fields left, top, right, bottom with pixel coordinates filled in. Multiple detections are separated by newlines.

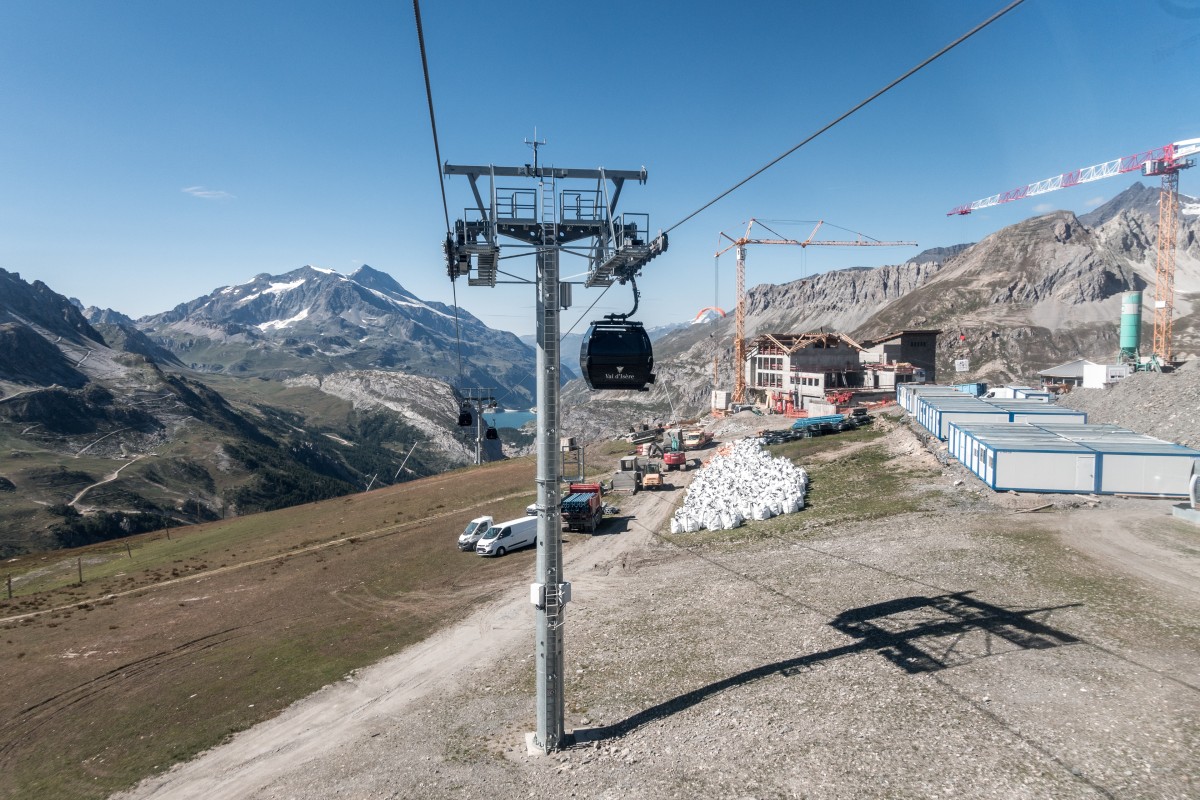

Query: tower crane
left=714, top=219, right=918, bottom=403
left=948, top=137, right=1200, bottom=364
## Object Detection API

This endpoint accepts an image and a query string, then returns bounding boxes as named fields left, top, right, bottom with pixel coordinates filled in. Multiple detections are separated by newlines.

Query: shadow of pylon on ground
left=570, top=591, right=1081, bottom=746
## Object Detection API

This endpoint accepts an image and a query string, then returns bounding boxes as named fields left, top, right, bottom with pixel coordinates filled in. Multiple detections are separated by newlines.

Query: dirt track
left=114, top=468, right=694, bottom=799
left=115, top=421, right=1200, bottom=800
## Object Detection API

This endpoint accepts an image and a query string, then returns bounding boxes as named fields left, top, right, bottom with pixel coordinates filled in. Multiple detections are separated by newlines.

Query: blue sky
left=2, top=0, right=1199, bottom=337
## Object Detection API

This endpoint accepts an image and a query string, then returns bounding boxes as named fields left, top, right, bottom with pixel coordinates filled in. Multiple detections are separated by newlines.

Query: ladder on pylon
left=540, top=174, right=557, bottom=231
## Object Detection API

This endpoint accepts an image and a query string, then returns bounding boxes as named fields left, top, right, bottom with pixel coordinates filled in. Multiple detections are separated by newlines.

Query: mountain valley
left=2, top=183, right=1198, bottom=554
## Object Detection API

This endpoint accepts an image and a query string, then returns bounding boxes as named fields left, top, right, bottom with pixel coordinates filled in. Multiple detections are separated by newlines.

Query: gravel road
left=115, top=418, right=1200, bottom=800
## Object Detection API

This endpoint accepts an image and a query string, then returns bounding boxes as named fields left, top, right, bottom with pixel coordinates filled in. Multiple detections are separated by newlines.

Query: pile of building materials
left=670, top=439, right=808, bottom=533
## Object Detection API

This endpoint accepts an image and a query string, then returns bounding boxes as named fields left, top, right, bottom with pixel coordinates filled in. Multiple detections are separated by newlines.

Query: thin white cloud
left=1033, top=203, right=1055, bottom=213
left=1084, top=195, right=1106, bottom=208
left=182, top=186, right=235, bottom=200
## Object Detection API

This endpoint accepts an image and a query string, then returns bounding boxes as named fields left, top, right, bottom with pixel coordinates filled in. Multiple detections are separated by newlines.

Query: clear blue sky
left=3, top=1, right=1199, bottom=337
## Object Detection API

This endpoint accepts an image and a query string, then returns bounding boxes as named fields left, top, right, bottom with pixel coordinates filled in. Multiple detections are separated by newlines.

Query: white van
left=476, top=515, right=538, bottom=557
left=457, top=516, right=493, bottom=551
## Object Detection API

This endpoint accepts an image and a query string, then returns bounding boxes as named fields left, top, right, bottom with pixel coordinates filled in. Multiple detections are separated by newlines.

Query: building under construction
left=744, top=329, right=938, bottom=412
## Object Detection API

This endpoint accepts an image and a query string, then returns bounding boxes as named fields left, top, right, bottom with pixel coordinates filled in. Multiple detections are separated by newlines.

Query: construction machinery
left=825, top=390, right=855, bottom=407
left=625, top=425, right=663, bottom=445
left=662, top=449, right=690, bottom=471
left=612, top=455, right=643, bottom=494
left=714, top=220, right=917, bottom=403
left=641, top=460, right=664, bottom=490
left=647, top=427, right=692, bottom=470
left=948, top=137, right=1200, bottom=365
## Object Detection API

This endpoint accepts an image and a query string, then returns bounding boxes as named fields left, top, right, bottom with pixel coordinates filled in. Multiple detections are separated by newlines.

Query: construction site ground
left=113, top=411, right=1200, bottom=800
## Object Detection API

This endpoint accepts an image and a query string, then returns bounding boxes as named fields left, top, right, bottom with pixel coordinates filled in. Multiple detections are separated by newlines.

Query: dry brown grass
left=0, top=454, right=579, bottom=799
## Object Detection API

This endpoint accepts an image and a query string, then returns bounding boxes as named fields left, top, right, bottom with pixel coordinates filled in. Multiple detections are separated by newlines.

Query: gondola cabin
left=457, top=402, right=473, bottom=427
left=580, top=320, right=655, bottom=391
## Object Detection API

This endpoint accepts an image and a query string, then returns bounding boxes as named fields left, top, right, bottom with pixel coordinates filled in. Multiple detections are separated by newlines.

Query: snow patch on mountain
left=237, top=278, right=308, bottom=305
left=258, top=307, right=311, bottom=331
left=362, top=287, right=454, bottom=320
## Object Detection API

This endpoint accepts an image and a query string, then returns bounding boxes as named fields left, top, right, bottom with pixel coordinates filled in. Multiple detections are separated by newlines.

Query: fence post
left=77, top=557, right=82, bottom=585
left=126, top=542, right=132, bottom=559
left=6, top=574, right=11, bottom=600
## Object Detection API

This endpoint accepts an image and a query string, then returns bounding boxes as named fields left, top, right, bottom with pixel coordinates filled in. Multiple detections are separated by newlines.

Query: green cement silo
left=1120, top=291, right=1141, bottom=361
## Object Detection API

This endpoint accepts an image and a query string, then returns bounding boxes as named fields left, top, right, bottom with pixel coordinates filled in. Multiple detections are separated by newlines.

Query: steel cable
left=663, top=0, right=1027, bottom=236
left=412, top=0, right=464, bottom=381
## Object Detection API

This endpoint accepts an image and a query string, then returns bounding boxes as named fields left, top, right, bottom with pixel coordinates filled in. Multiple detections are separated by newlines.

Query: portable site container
left=1013, top=388, right=1052, bottom=402
left=1026, top=423, right=1137, bottom=444
left=1031, top=424, right=1199, bottom=495
left=915, top=395, right=1088, bottom=440
left=983, top=400, right=1087, bottom=426
left=915, top=395, right=1008, bottom=440
left=896, top=383, right=953, bottom=413
left=948, top=421, right=1200, bottom=497
left=898, top=384, right=965, bottom=415
left=952, top=382, right=988, bottom=397
left=949, top=422, right=1096, bottom=492
left=982, top=385, right=1041, bottom=400
left=1082, top=363, right=1131, bottom=389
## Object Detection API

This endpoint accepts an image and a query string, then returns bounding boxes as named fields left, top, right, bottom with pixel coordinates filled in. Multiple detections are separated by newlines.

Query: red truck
left=561, top=483, right=603, bottom=533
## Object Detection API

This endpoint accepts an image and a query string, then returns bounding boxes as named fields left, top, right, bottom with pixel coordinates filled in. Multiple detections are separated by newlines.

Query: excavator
left=647, top=428, right=692, bottom=471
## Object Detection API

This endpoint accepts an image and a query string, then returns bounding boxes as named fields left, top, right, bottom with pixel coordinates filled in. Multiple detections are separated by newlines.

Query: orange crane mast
left=714, top=219, right=917, bottom=403
left=948, top=137, right=1199, bottom=365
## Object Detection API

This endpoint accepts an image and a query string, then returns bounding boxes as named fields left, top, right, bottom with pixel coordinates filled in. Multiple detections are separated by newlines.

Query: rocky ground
left=116, top=414, right=1200, bottom=800
left=1055, top=361, right=1200, bottom=448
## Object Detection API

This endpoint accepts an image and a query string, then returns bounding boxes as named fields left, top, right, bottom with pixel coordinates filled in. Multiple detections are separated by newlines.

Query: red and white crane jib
left=947, top=137, right=1200, bottom=216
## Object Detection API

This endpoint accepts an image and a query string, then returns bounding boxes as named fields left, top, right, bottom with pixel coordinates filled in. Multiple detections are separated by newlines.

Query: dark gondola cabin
left=485, top=426, right=499, bottom=440
left=457, top=402, right=473, bottom=427
left=580, top=320, right=655, bottom=391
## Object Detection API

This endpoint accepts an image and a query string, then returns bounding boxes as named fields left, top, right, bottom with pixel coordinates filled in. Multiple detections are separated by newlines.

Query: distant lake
left=484, top=410, right=536, bottom=429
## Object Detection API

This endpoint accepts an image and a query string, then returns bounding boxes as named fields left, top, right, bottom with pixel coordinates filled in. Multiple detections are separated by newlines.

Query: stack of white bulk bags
left=669, top=439, right=808, bottom=533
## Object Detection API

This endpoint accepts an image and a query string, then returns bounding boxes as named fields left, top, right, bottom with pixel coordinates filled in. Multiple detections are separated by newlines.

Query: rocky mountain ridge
left=857, top=184, right=1200, bottom=381
left=0, top=268, right=492, bottom=555
left=136, top=264, right=538, bottom=405
left=561, top=183, right=1200, bottom=435
left=6, top=182, right=1199, bottom=553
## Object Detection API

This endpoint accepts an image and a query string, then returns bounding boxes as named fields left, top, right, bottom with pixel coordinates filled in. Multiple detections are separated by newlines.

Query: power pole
left=443, top=145, right=664, bottom=753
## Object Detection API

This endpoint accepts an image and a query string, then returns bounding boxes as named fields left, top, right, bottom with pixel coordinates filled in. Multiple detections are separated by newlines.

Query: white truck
left=476, top=515, right=538, bottom=557
left=457, top=516, right=493, bottom=551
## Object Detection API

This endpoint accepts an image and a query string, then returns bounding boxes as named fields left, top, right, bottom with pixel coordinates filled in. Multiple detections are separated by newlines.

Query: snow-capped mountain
left=138, top=265, right=537, bottom=403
